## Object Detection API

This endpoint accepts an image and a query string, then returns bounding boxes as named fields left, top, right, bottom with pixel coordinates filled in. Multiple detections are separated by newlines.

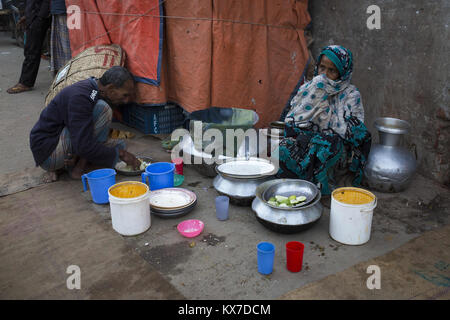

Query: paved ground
left=0, top=32, right=53, bottom=175
left=0, top=177, right=184, bottom=299
left=1, top=31, right=449, bottom=300
left=281, top=223, right=450, bottom=300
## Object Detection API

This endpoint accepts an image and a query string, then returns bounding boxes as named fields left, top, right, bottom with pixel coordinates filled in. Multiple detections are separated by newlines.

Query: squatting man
left=30, top=66, right=141, bottom=180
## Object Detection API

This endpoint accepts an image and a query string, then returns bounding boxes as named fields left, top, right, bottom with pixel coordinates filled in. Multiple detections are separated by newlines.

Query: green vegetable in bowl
left=268, top=194, right=307, bottom=207
left=275, top=195, right=288, bottom=202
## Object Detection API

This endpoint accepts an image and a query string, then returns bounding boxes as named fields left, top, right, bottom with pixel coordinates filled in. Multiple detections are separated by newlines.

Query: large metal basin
left=213, top=174, right=275, bottom=206
left=252, top=179, right=323, bottom=233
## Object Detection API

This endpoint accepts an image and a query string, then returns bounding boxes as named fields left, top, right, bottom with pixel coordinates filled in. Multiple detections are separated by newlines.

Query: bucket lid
left=108, top=181, right=149, bottom=199
left=332, top=187, right=376, bottom=206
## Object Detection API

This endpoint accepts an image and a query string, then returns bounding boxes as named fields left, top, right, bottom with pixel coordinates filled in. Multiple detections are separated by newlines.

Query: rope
left=72, top=0, right=168, bottom=53
left=72, top=0, right=304, bottom=52
left=80, top=11, right=303, bottom=31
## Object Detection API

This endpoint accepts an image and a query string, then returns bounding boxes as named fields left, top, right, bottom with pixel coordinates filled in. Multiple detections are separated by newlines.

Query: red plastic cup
left=286, top=241, right=305, bottom=272
left=172, top=158, right=183, bottom=175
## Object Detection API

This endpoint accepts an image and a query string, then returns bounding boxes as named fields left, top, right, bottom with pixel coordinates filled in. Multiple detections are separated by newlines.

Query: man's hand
left=17, top=16, right=26, bottom=30
left=119, top=150, right=141, bottom=170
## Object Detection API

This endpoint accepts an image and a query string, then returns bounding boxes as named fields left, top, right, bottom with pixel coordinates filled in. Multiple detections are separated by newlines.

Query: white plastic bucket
left=329, top=187, right=377, bottom=245
left=108, top=181, right=151, bottom=236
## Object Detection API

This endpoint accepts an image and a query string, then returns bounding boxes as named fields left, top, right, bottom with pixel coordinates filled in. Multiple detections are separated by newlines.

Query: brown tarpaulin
left=68, top=0, right=311, bottom=128
left=67, top=0, right=163, bottom=84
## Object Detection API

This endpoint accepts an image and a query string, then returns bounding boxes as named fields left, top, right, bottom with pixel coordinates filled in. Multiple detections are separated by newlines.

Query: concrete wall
left=309, top=0, right=449, bottom=186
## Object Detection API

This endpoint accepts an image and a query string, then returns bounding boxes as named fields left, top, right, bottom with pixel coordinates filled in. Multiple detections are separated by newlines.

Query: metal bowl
left=115, top=156, right=153, bottom=176
left=252, top=193, right=323, bottom=234
left=251, top=179, right=323, bottom=233
left=262, top=179, right=318, bottom=209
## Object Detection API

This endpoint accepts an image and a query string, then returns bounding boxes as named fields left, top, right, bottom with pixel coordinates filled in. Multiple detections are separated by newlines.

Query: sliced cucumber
left=275, top=195, right=288, bottom=202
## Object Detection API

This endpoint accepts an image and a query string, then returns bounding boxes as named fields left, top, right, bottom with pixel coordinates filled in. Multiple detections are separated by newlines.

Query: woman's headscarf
left=314, top=45, right=353, bottom=83
left=286, top=45, right=363, bottom=138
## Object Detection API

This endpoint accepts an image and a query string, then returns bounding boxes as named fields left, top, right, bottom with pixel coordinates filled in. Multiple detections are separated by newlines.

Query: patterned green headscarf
left=314, top=45, right=353, bottom=82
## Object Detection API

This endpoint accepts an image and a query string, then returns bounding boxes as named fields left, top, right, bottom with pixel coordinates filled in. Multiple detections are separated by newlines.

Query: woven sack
left=44, top=44, right=126, bottom=106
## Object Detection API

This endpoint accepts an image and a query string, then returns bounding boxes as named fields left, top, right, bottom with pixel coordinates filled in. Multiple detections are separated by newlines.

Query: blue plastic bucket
left=141, top=162, right=175, bottom=191
left=82, top=168, right=116, bottom=204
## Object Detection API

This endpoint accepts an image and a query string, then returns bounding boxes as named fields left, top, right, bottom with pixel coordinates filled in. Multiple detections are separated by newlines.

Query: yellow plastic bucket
left=329, top=187, right=377, bottom=245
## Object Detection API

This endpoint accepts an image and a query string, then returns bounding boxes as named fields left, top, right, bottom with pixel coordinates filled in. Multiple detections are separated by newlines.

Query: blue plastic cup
left=257, top=242, right=275, bottom=275
left=141, top=162, right=175, bottom=191
left=215, top=196, right=230, bottom=221
left=82, top=168, right=116, bottom=204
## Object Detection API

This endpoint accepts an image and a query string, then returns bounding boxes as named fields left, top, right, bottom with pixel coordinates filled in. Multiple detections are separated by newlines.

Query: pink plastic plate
left=177, top=219, right=205, bottom=238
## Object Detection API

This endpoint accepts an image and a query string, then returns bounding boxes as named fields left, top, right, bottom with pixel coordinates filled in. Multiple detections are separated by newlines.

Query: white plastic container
left=108, top=181, right=151, bottom=236
left=329, top=187, right=377, bottom=245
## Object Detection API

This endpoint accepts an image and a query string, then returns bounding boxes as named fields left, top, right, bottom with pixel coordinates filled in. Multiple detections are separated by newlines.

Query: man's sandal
left=6, top=83, right=32, bottom=94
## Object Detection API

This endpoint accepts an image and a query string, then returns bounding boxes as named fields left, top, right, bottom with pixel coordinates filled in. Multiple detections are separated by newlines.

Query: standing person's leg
left=7, top=16, right=51, bottom=93
left=19, top=17, right=51, bottom=87
left=50, top=14, right=72, bottom=77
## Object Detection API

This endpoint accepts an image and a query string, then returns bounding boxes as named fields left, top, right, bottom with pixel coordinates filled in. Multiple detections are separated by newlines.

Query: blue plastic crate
left=122, top=103, right=186, bottom=134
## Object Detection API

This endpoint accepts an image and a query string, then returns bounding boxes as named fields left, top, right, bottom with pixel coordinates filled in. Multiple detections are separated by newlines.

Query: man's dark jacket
left=30, top=78, right=118, bottom=167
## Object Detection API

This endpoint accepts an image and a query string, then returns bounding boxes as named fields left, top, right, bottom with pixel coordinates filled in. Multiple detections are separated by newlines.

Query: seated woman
left=277, top=45, right=371, bottom=194
left=288, top=45, right=363, bottom=136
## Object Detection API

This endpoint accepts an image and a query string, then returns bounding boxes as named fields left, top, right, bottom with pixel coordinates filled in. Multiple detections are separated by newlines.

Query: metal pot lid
left=216, top=157, right=278, bottom=179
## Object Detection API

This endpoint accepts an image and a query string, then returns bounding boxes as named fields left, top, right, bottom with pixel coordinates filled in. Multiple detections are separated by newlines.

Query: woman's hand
left=119, top=150, right=140, bottom=170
